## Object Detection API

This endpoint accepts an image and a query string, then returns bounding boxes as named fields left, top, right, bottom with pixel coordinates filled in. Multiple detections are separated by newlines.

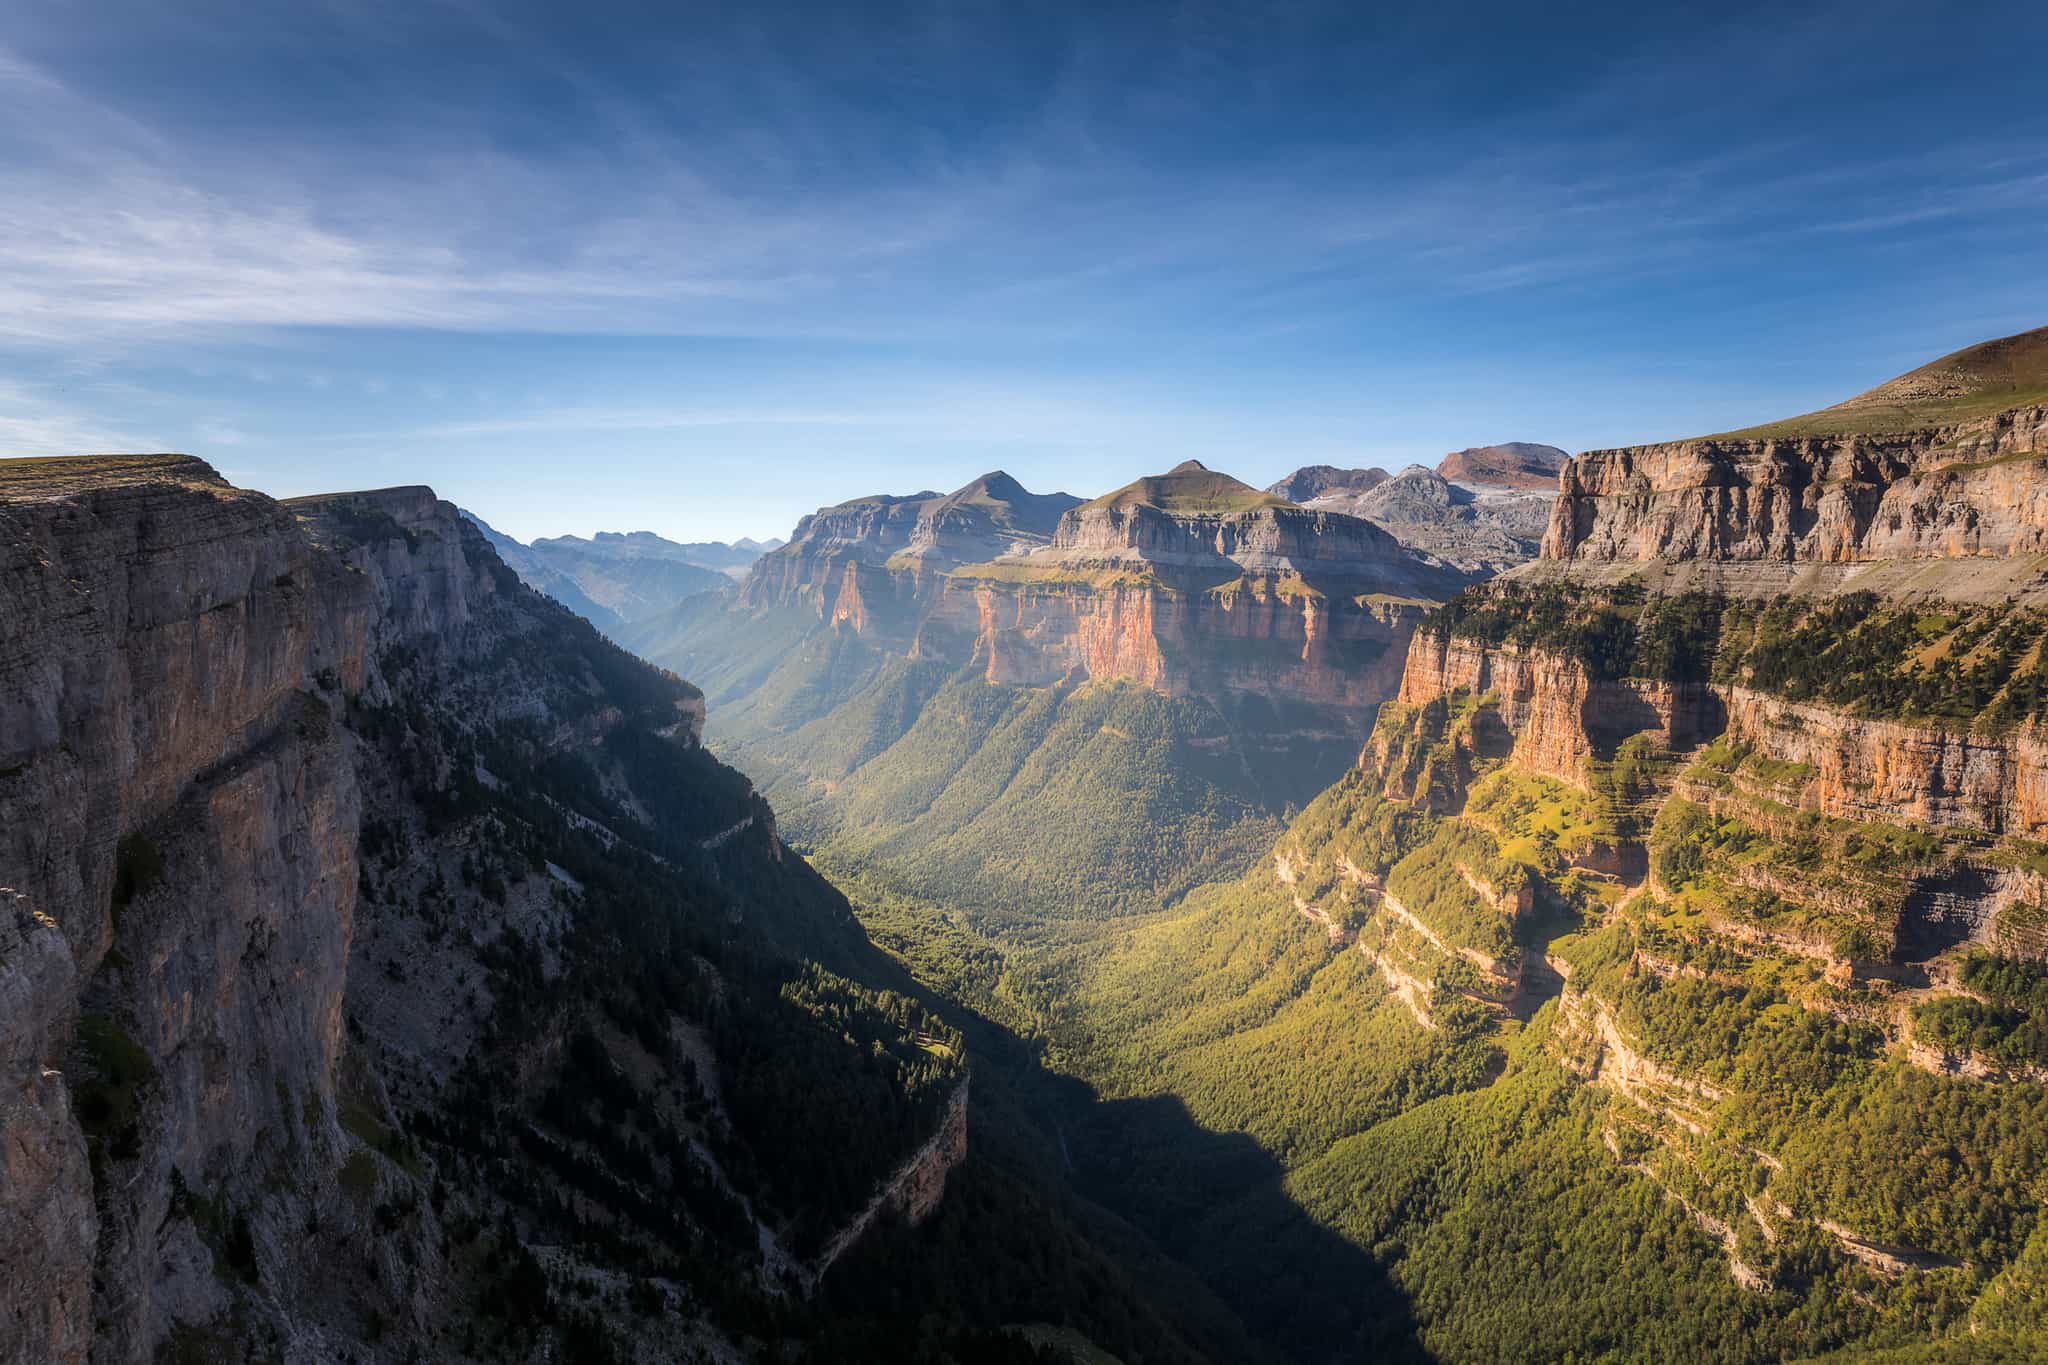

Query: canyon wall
left=1395, top=631, right=1723, bottom=785
left=0, top=460, right=950, bottom=1364
left=0, top=459, right=378, bottom=1363
left=1396, top=626, right=2048, bottom=844
left=1544, top=404, right=2048, bottom=569
left=735, top=465, right=1466, bottom=736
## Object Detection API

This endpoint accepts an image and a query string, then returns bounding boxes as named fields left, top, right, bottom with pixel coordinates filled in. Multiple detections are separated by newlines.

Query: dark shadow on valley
left=1063, top=1087, right=1429, bottom=1365
left=821, top=958, right=1431, bottom=1365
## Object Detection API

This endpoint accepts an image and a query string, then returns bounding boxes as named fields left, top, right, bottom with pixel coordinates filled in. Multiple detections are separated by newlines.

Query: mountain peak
left=1436, top=443, right=1567, bottom=490
left=958, top=469, right=1026, bottom=501
left=1085, top=463, right=1284, bottom=516
left=1265, top=465, right=1390, bottom=503
left=1716, top=324, right=2048, bottom=439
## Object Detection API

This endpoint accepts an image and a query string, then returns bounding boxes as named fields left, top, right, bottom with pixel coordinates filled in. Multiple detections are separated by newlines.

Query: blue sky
left=3, top=0, right=2046, bottom=543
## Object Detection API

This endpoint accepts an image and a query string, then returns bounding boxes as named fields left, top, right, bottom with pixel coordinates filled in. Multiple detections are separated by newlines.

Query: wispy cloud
left=2, top=1, right=2046, bottom=540
left=0, top=382, right=154, bottom=456
left=4, top=17, right=2044, bottom=353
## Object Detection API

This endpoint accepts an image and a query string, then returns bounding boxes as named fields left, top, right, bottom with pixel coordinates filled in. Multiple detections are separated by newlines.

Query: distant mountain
left=1083, top=458, right=1292, bottom=514
left=1264, top=464, right=1390, bottom=502
left=740, top=469, right=1082, bottom=622
left=1268, top=448, right=1561, bottom=574
left=531, top=529, right=775, bottom=578
left=459, top=513, right=743, bottom=636
left=1436, top=441, right=1568, bottom=490
left=630, top=460, right=1466, bottom=925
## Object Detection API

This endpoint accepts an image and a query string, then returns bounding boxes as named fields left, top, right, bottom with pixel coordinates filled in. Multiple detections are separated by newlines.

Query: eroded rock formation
left=0, top=457, right=956, bottom=1364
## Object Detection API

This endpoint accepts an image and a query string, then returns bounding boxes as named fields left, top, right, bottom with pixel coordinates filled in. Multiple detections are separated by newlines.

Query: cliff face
left=1396, top=631, right=1723, bottom=786
left=0, top=458, right=959, bottom=1365
left=1543, top=404, right=2048, bottom=570
left=1397, top=619, right=2048, bottom=843
left=1716, top=688, right=2048, bottom=840
left=1265, top=575, right=2048, bottom=1319
left=736, top=462, right=1463, bottom=731
left=0, top=459, right=374, bottom=1364
left=739, top=471, right=1080, bottom=626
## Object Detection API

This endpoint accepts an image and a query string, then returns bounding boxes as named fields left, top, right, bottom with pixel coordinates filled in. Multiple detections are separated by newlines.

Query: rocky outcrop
left=809, top=1078, right=969, bottom=1286
left=1437, top=442, right=1568, bottom=491
left=1288, top=463, right=1553, bottom=575
left=1543, top=404, right=2048, bottom=573
left=1396, top=631, right=1722, bottom=784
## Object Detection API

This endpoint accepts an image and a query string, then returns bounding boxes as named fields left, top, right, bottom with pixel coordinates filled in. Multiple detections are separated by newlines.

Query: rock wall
left=1396, top=619, right=2048, bottom=844
left=0, top=892, right=93, bottom=1365
left=740, top=483, right=1460, bottom=741
left=1719, top=688, right=2048, bottom=838
left=912, top=578, right=1420, bottom=713
left=810, top=1078, right=970, bottom=1285
left=0, top=458, right=374, bottom=1364
left=1395, top=631, right=1721, bottom=784
left=1, top=461, right=957, bottom=1363
left=1544, top=404, right=2048, bottom=567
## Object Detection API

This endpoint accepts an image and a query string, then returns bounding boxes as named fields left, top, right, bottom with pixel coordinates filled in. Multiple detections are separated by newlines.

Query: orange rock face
left=1397, top=631, right=1722, bottom=785
left=742, top=467, right=1468, bottom=737
left=1395, top=622, right=2048, bottom=845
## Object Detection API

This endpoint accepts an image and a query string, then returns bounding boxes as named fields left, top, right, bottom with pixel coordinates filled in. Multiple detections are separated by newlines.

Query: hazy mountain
left=1269, top=453, right=1557, bottom=575
left=1264, top=464, right=1390, bottom=502
left=531, top=529, right=777, bottom=578
left=631, top=460, right=1464, bottom=926
left=458, top=513, right=739, bottom=635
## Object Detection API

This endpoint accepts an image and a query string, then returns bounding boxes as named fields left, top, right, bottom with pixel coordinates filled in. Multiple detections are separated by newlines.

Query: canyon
left=8, top=326, right=2048, bottom=1365
left=614, top=461, right=1477, bottom=926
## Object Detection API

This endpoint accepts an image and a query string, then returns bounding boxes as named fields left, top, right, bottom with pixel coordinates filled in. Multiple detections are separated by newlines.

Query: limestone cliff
left=738, top=470, right=1080, bottom=633
left=1545, top=403, right=2048, bottom=568
left=0, top=457, right=963, bottom=1365
left=735, top=460, right=1462, bottom=736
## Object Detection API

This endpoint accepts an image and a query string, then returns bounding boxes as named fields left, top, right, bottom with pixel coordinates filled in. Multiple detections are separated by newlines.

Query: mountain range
left=1262, top=443, right=1566, bottom=574
left=5, top=326, right=2048, bottom=1363
left=461, top=513, right=779, bottom=638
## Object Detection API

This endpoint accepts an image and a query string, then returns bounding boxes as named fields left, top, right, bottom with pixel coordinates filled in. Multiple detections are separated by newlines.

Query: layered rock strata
left=0, top=457, right=952, bottom=1364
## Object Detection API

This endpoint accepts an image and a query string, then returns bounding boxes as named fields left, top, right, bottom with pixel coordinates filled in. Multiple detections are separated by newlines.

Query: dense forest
left=682, top=572, right=2048, bottom=1363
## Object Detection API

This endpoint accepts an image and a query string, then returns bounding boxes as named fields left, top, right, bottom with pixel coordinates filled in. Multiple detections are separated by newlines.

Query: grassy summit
left=0, top=453, right=226, bottom=495
left=1082, top=459, right=1293, bottom=515
left=1715, top=324, right=2048, bottom=438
